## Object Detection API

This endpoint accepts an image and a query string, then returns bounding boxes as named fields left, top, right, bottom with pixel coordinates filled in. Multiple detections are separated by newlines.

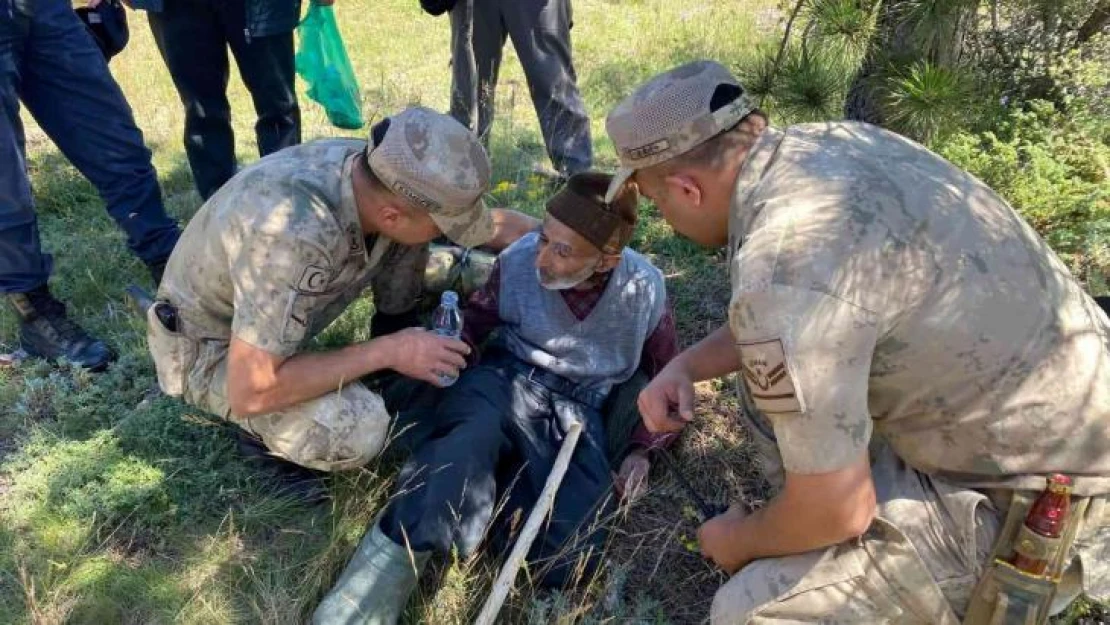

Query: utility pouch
left=963, top=494, right=1090, bottom=625
left=146, top=301, right=194, bottom=398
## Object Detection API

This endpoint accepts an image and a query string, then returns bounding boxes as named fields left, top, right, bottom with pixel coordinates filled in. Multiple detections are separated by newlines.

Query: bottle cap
left=1048, top=474, right=1073, bottom=486
left=441, top=290, right=459, bottom=307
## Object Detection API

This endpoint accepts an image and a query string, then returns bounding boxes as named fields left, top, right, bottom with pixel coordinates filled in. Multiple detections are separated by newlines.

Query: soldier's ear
left=378, top=204, right=404, bottom=229
left=663, top=173, right=702, bottom=209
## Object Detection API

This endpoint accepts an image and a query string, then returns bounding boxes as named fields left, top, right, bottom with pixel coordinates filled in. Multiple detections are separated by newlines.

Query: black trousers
left=380, top=351, right=615, bottom=588
left=449, top=0, right=592, bottom=176
left=147, top=0, right=300, bottom=200
left=0, top=0, right=180, bottom=291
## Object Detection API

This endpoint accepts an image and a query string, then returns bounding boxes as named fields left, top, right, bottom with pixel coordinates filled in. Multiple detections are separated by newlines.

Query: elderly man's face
left=534, top=216, right=604, bottom=290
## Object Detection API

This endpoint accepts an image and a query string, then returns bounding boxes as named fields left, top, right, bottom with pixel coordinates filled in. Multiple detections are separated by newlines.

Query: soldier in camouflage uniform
left=605, top=60, right=1110, bottom=623
left=150, top=107, right=535, bottom=474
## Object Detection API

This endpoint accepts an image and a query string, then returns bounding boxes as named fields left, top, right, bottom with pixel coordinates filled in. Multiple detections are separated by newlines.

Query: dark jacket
left=133, top=0, right=302, bottom=39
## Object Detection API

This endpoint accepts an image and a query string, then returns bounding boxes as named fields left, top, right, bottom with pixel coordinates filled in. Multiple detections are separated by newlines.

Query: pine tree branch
left=766, top=0, right=809, bottom=107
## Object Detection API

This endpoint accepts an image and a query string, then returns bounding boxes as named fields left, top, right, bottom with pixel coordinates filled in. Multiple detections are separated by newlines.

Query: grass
left=0, top=1, right=776, bottom=623
left=0, top=0, right=1106, bottom=624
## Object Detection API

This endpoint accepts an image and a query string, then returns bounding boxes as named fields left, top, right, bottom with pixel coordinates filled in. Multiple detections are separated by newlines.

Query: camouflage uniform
left=605, top=61, right=1110, bottom=623
left=149, top=108, right=494, bottom=472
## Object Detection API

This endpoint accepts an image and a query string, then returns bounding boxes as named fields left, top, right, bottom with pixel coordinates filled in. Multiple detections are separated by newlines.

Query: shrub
left=935, top=99, right=1110, bottom=289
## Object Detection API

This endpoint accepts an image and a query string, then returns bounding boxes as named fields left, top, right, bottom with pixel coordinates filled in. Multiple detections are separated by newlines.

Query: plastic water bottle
left=431, top=290, right=463, bottom=387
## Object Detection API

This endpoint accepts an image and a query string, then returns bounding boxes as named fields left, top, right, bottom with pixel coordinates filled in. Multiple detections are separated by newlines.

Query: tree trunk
left=844, top=0, right=913, bottom=123
left=1077, top=0, right=1110, bottom=45
left=844, top=0, right=979, bottom=125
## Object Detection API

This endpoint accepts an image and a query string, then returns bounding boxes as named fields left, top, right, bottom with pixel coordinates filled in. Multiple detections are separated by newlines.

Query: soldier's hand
left=385, top=328, right=470, bottom=386
left=638, top=361, right=695, bottom=433
left=697, top=504, right=750, bottom=574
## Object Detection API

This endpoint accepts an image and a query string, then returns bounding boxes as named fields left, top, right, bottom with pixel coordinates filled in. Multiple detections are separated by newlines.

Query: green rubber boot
left=313, top=522, right=430, bottom=625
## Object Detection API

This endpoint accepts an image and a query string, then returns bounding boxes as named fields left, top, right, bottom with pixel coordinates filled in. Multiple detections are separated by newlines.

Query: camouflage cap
left=604, top=60, right=756, bottom=202
left=367, top=106, right=494, bottom=248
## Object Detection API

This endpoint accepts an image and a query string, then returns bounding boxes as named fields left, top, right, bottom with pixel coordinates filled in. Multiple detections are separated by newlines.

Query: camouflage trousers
left=719, top=385, right=1100, bottom=624
left=711, top=440, right=994, bottom=624
left=199, top=348, right=389, bottom=472
left=148, top=311, right=391, bottom=472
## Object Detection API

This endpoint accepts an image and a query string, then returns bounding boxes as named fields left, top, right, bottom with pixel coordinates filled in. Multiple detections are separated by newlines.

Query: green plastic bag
left=296, top=4, right=365, bottom=130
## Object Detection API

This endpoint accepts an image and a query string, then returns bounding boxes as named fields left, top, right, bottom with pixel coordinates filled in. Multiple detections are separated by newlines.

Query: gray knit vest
left=497, top=233, right=666, bottom=396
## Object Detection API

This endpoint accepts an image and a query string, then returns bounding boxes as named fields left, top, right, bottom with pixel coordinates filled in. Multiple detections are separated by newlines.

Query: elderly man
left=313, top=172, right=678, bottom=624
left=149, top=107, right=536, bottom=479
left=606, top=61, right=1110, bottom=623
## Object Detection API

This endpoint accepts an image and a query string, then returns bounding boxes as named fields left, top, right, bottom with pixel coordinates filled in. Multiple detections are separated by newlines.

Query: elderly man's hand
left=697, top=504, right=751, bottom=574
left=614, top=450, right=651, bottom=503
left=637, top=360, right=695, bottom=434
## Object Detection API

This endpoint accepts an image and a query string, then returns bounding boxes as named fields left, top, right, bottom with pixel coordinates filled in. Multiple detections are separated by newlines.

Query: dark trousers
left=381, top=352, right=614, bottom=587
left=147, top=0, right=299, bottom=200
left=0, top=0, right=180, bottom=293
left=449, top=0, right=592, bottom=176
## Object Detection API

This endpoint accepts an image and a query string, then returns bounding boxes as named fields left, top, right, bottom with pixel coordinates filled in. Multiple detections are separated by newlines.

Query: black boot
left=7, top=287, right=116, bottom=372
left=236, top=430, right=331, bottom=505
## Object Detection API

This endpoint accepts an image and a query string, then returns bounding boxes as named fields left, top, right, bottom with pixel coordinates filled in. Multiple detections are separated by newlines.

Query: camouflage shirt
left=158, top=139, right=424, bottom=358
left=728, top=122, right=1110, bottom=495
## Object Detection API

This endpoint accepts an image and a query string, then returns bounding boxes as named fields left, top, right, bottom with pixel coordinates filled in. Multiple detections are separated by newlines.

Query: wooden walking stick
left=473, top=420, right=584, bottom=625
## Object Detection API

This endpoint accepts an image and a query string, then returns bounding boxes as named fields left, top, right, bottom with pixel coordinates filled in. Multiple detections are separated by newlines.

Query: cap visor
left=605, top=167, right=636, bottom=204
left=432, top=199, right=495, bottom=248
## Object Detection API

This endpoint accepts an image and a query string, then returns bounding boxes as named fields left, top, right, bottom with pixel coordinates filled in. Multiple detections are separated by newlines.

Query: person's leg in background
left=448, top=0, right=477, bottom=131
left=4, top=0, right=183, bottom=370
left=503, top=0, right=592, bottom=176
left=0, top=2, right=45, bottom=297
left=449, top=0, right=506, bottom=146
left=148, top=0, right=237, bottom=200
left=223, top=4, right=300, bottom=159
left=22, top=0, right=180, bottom=278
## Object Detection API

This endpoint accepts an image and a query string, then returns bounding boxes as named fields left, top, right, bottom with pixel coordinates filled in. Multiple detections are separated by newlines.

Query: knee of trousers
left=249, top=383, right=391, bottom=472
left=381, top=461, right=500, bottom=557
left=710, top=541, right=937, bottom=625
left=709, top=547, right=839, bottom=625
left=710, top=565, right=773, bottom=625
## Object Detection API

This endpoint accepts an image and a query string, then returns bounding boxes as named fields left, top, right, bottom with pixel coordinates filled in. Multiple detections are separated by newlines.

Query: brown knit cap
left=546, top=171, right=639, bottom=254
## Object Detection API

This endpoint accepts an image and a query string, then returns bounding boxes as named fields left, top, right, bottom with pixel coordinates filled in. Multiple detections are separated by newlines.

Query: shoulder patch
left=296, top=265, right=331, bottom=294
left=738, top=338, right=804, bottom=415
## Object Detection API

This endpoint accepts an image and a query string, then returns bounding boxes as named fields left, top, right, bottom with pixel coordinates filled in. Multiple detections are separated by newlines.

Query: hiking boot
left=7, top=287, right=116, bottom=372
left=313, top=519, right=430, bottom=625
left=236, top=430, right=331, bottom=505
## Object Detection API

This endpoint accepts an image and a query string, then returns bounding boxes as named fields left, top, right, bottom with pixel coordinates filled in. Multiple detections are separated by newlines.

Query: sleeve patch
left=738, top=338, right=804, bottom=415
left=296, top=265, right=331, bottom=293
